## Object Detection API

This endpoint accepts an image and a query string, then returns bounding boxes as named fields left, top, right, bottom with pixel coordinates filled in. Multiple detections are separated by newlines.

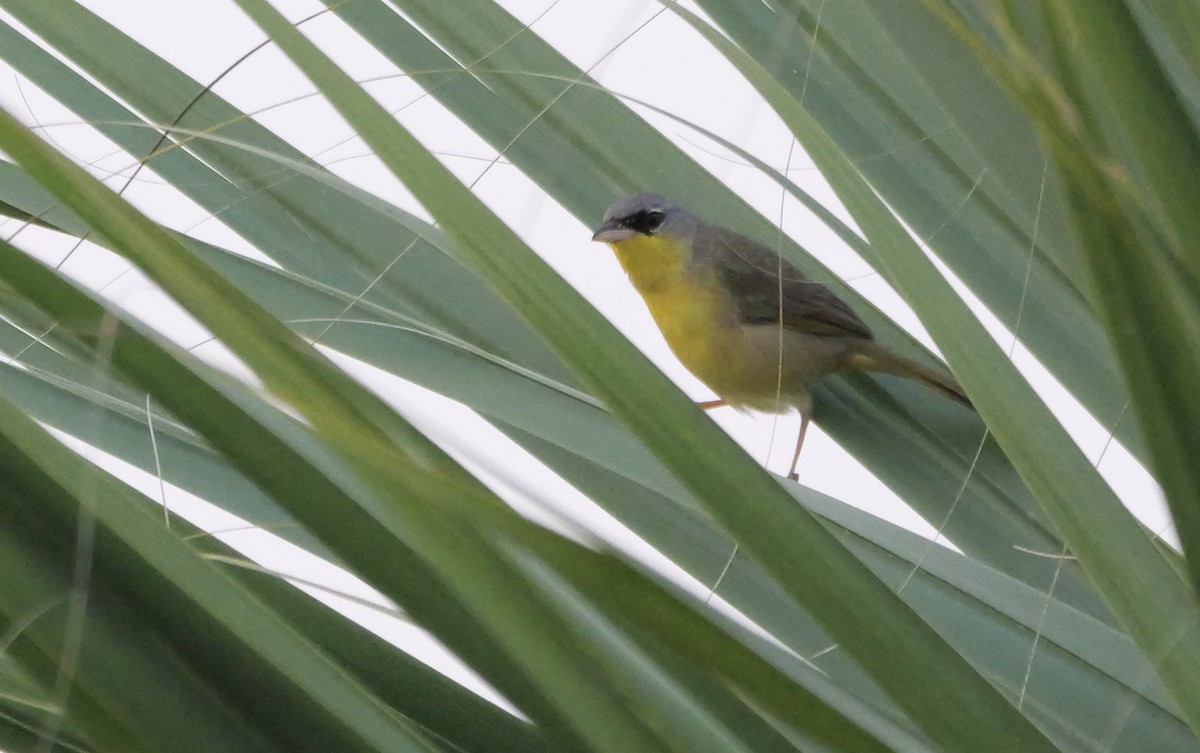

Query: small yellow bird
left=592, top=192, right=971, bottom=480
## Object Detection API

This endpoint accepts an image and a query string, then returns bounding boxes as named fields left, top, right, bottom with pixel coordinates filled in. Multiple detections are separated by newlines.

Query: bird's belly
left=642, top=287, right=833, bottom=411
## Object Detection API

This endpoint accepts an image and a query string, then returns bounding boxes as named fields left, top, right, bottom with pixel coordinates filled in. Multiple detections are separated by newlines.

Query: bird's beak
left=591, top=219, right=636, bottom=243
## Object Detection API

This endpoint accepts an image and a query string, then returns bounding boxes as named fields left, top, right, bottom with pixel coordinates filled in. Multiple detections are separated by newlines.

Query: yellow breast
left=607, top=234, right=752, bottom=399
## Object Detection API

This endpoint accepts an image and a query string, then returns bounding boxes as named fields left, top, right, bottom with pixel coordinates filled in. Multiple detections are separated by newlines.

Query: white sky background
left=0, top=0, right=1176, bottom=711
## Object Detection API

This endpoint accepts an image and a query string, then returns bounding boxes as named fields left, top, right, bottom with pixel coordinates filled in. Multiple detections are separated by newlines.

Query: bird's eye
left=627, top=208, right=666, bottom=234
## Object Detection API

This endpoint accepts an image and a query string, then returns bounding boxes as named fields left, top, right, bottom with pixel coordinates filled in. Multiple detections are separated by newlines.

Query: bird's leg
left=698, top=399, right=726, bottom=410
left=787, top=413, right=810, bottom=481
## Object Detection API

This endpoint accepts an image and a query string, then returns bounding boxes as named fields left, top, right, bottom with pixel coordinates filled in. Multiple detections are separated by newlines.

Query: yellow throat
left=606, top=233, right=692, bottom=295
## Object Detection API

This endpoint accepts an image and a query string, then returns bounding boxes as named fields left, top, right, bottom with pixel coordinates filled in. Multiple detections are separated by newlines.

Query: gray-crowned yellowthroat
left=592, top=192, right=971, bottom=479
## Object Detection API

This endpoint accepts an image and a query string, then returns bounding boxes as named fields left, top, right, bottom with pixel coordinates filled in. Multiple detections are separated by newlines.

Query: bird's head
left=591, top=193, right=694, bottom=246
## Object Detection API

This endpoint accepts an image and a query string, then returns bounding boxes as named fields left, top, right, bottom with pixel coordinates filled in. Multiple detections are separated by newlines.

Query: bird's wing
left=698, top=225, right=873, bottom=339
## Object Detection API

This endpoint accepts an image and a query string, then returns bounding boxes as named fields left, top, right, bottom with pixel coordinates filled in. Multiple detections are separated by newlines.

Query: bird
left=591, top=192, right=971, bottom=480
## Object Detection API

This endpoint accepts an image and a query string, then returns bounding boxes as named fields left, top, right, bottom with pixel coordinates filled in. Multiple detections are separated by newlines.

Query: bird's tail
left=849, top=344, right=973, bottom=410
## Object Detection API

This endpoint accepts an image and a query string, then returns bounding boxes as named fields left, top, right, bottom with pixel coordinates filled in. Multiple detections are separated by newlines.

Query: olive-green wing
left=698, top=225, right=873, bottom=339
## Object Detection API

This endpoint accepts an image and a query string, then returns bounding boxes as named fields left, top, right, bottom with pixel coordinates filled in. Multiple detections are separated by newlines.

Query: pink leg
left=787, top=413, right=810, bottom=481
left=698, top=399, right=725, bottom=410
